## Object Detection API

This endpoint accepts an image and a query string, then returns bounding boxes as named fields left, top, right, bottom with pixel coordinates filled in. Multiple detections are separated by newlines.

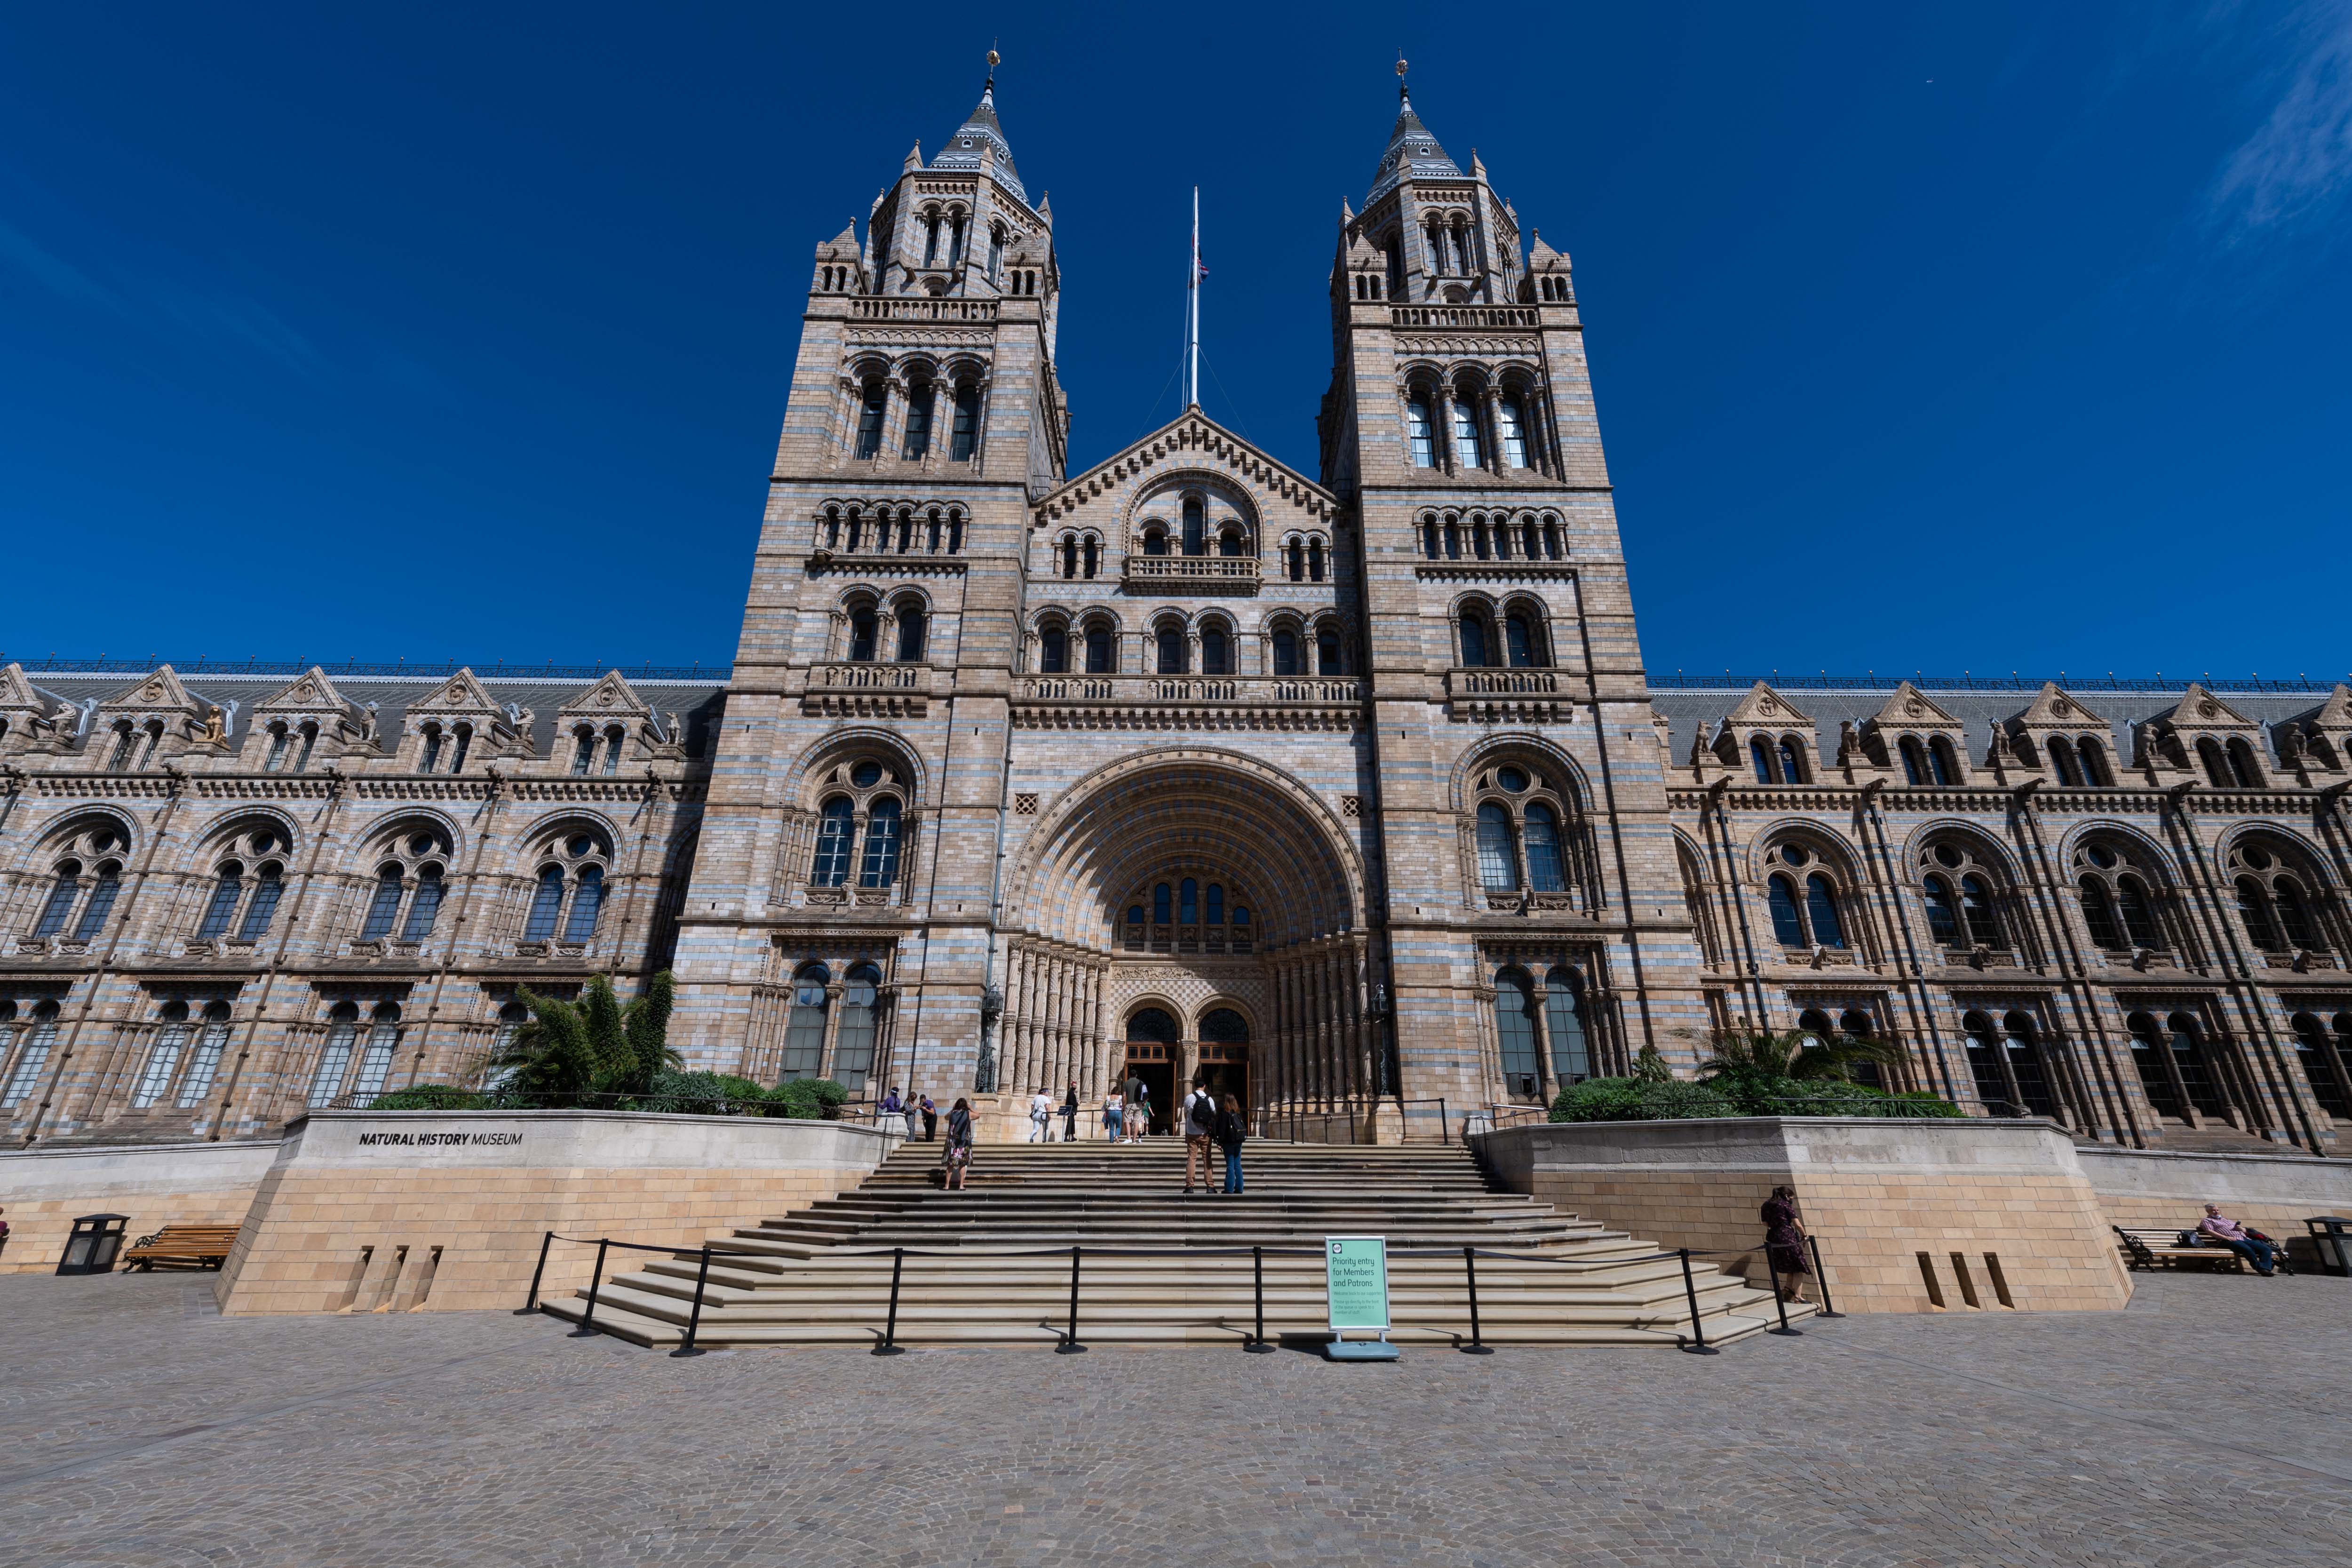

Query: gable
left=403, top=667, right=502, bottom=716
left=2010, top=680, right=2109, bottom=732
left=251, top=666, right=358, bottom=718
left=2157, top=682, right=2258, bottom=732
left=1722, top=681, right=1811, bottom=729
left=557, top=670, right=654, bottom=721
left=1867, top=681, right=1963, bottom=731
left=95, top=664, right=203, bottom=716
left=1034, top=409, right=1340, bottom=531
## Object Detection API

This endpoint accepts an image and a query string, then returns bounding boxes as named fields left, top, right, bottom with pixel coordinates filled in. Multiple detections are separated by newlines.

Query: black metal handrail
left=1255, top=1098, right=1453, bottom=1145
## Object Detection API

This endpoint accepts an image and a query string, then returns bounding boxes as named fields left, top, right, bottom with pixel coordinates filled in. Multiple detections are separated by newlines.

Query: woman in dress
left=1761, top=1184, right=1810, bottom=1302
left=944, top=1097, right=975, bottom=1190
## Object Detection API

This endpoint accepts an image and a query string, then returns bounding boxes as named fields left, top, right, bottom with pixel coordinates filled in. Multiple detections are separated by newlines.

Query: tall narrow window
left=1929, top=739, right=1960, bottom=786
left=1153, top=883, right=1172, bottom=923
left=1460, top=617, right=1489, bottom=669
left=895, top=605, right=926, bottom=661
left=1899, top=738, right=1928, bottom=785
left=1476, top=803, right=1518, bottom=890
left=1767, top=875, right=1807, bottom=947
left=1923, top=875, right=1962, bottom=947
left=1081, top=537, right=1097, bottom=577
left=33, top=865, right=80, bottom=939
left=1179, top=878, right=1200, bottom=923
left=1805, top=873, right=1846, bottom=948
left=902, top=383, right=934, bottom=458
left=1060, top=538, right=1077, bottom=578
left=1201, top=628, right=1229, bottom=675
left=1272, top=629, right=1300, bottom=677
left=1316, top=630, right=1342, bottom=676
left=1084, top=624, right=1113, bottom=674
left=361, top=867, right=406, bottom=941
left=449, top=725, right=471, bottom=774
left=265, top=728, right=290, bottom=772
left=2274, top=882, right=2317, bottom=951
left=197, top=866, right=245, bottom=940
left=1498, top=395, right=1529, bottom=468
left=2079, top=878, right=2124, bottom=951
left=571, top=729, right=595, bottom=775
left=1041, top=627, right=1067, bottom=674
left=848, top=606, right=878, bottom=662
left=1524, top=803, right=1566, bottom=892
left=2118, top=876, right=2161, bottom=948
left=2003, top=1011, right=2057, bottom=1118
left=1543, top=970, right=1591, bottom=1082
left=523, top=866, right=566, bottom=940
left=1206, top=883, right=1225, bottom=924
left=418, top=729, right=443, bottom=774
left=1156, top=625, right=1184, bottom=674
left=1218, top=528, right=1243, bottom=558
left=812, top=798, right=856, bottom=887
left=294, top=724, right=317, bottom=772
left=1962, top=1015, right=2010, bottom=1109
left=1959, top=875, right=2000, bottom=947
left=2077, top=737, right=2109, bottom=786
left=1494, top=970, right=1542, bottom=1093
left=1505, top=614, right=1536, bottom=668
left=2226, top=739, right=2262, bottom=788
left=1778, top=739, right=1806, bottom=785
left=562, top=866, right=604, bottom=942
left=949, top=384, right=979, bottom=460
left=134, top=1004, right=190, bottom=1108
left=177, top=1003, right=230, bottom=1109
left=1406, top=396, right=1435, bottom=467
left=854, top=380, right=887, bottom=459
left=2049, top=737, right=2081, bottom=786
left=834, top=966, right=879, bottom=1092
left=72, top=866, right=120, bottom=942
left=238, top=865, right=284, bottom=942
left=399, top=866, right=443, bottom=942
left=1422, top=520, right=1440, bottom=558
left=1182, top=498, right=1204, bottom=557
left=2237, top=878, right=2283, bottom=951
left=859, top=798, right=902, bottom=888
left=352, top=1005, right=400, bottom=1100
left=1751, top=739, right=1775, bottom=784
left=1287, top=541, right=1304, bottom=581
left=1308, top=538, right=1325, bottom=581
left=0, top=1005, right=60, bottom=1107
left=2200, top=739, right=2231, bottom=788
left=107, top=727, right=135, bottom=771
left=1451, top=394, right=1485, bottom=468
left=310, top=1006, right=358, bottom=1107
left=780, top=966, right=829, bottom=1080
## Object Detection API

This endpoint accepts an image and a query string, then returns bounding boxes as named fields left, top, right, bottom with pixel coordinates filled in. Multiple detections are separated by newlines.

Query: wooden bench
left=2113, top=1225, right=2281, bottom=1274
left=119, top=1224, right=242, bottom=1271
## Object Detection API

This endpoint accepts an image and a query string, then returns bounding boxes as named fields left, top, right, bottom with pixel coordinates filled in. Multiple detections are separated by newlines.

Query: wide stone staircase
left=540, top=1140, right=1804, bottom=1350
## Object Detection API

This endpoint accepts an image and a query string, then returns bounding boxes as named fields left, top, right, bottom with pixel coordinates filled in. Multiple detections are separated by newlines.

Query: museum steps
left=540, top=1141, right=1805, bottom=1350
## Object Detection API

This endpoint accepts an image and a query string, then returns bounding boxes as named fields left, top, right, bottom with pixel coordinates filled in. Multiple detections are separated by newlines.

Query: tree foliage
left=486, top=972, right=683, bottom=1100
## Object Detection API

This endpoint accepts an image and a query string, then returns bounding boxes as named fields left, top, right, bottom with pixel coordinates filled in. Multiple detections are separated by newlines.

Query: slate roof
left=929, top=81, right=1025, bottom=204
left=1369, top=87, right=1463, bottom=201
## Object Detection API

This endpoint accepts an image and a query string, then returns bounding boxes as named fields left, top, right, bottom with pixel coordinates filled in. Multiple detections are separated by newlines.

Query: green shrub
left=770, top=1077, right=849, bottom=1121
left=366, top=1084, right=485, bottom=1111
left=1549, top=1076, right=1738, bottom=1122
left=1740, top=1081, right=1964, bottom=1118
left=646, top=1069, right=770, bottom=1114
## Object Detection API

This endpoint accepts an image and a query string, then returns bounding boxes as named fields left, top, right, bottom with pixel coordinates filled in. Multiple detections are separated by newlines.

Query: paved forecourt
left=1, top=1267, right=2348, bottom=1566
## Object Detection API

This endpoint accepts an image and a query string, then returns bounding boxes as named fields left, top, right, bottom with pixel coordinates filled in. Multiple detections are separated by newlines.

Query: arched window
left=1271, top=629, right=1300, bottom=677
left=1152, top=882, right=1172, bottom=923
left=135, top=1001, right=191, bottom=1108
left=197, top=864, right=245, bottom=940
left=599, top=727, right=623, bottom=777
left=1182, top=497, right=1204, bottom=556
left=2291, top=1012, right=2351, bottom=1118
left=854, top=379, right=887, bottom=459
left=418, top=727, right=443, bottom=774
left=780, top=964, right=829, bottom=1081
left=1459, top=615, right=1489, bottom=669
left=264, top=726, right=290, bottom=772
left=294, top=723, right=318, bottom=772
left=1898, top=737, right=1928, bottom=785
left=949, top=384, right=980, bottom=460
left=1443, top=520, right=1462, bottom=559
left=1156, top=624, right=1185, bottom=674
left=2079, top=877, right=2124, bottom=951
left=309, top=1002, right=360, bottom=1106
left=1040, top=626, right=1068, bottom=674
left=1543, top=968, right=1590, bottom=1083
left=1959, top=874, right=2000, bottom=946
left=2276, top=882, right=2318, bottom=951
left=106, top=725, right=136, bottom=772
left=66, top=862, right=120, bottom=942
left=834, top=964, right=880, bottom=1093
left=812, top=796, right=856, bottom=887
left=399, top=865, right=442, bottom=942
left=1179, top=877, right=1199, bottom=923
left=1201, top=627, right=1229, bottom=675
left=32, top=862, right=82, bottom=939
left=1476, top=802, right=1518, bottom=890
left=561, top=868, right=603, bottom=944
left=1308, top=538, right=1325, bottom=581
left=2225, top=738, right=2263, bottom=788
left=178, top=1002, right=230, bottom=1109
left=2002, top=1011, right=2057, bottom=1118
left=2121, top=1011, right=2179, bottom=1117
left=1524, top=803, right=1566, bottom=892
left=1316, top=628, right=1342, bottom=676
left=1218, top=527, right=1243, bottom=559
left=1922, top=875, right=1962, bottom=947
left=1929, top=738, right=1960, bottom=786
left=1838, top=1008, right=1885, bottom=1088
left=1205, top=883, right=1225, bottom=924
left=523, top=866, right=566, bottom=940
left=1084, top=622, right=1113, bottom=674
left=450, top=724, right=472, bottom=774
left=1422, top=519, right=1440, bottom=558
left=2077, top=736, right=2110, bottom=786
left=2166, top=1011, right=2226, bottom=1116
left=1804, top=873, right=1846, bottom=948
left=351, top=1003, right=399, bottom=1097
left=1505, top=614, right=1537, bottom=668
left=570, top=727, right=596, bottom=775
left=1142, top=526, right=1169, bottom=557
left=1778, top=738, right=1807, bottom=785
left=1961, top=1013, right=2010, bottom=1110
left=1128, top=1006, right=1179, bottom=1044
left=0, top=1001, right=58, bottom=1106
left=1495, top=970, right=1543, bottom=1097
left=2117, top=875, right=2161, bottom=949
left=2199, top=738, right=2231, bottom=788
left=1498, top=395, right=1529, bottom=468
left=859, top=798, right=902, bottom=888
left=238, top=863, right=284, bottom=942
left=1451, top=394, right=1484, bottom=468
left=1766, top=874, right=1806, bottom=947
left=847, top=605, right=879, bottom=663
left=2049, top=737, right=2081, bottom=786
left=1287, top=540, right=1304, bottom=581
left=902, top=382, right=934, bottom=459
left=1406, top=394, right=1435, bottom=466
left=895, top=604, right=926, bottom=661
left=362, top=866, right=407, bottom=941
left=2236, top=877, right=2283, bottom=952
left=1081, top=537, right=1097, bottom=577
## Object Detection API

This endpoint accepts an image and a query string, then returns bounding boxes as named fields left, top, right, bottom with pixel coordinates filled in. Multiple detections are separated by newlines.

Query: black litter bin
left=2304, top=1216, right=2352, bottom=1278
left=57, top=1213, right=129, bottom=1275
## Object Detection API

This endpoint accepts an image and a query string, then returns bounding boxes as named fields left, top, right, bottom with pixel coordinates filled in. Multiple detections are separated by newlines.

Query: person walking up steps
left=1103, top=1087, right=1124, bottom=1143
left=1216, top=1092, right=1247, bottom=1195
left=944, top=1097, right=975, bottom=1190
left=920, top=1094, right=937, bottom=1142
left=1062, top=1081, right=1080, bottom=1143
left=1128, top=1081, right=1151, bottom=1142
left=1029, top=1087, right=1053, bottom=1142
left=1184, top=1078, right=1218, bottom=1194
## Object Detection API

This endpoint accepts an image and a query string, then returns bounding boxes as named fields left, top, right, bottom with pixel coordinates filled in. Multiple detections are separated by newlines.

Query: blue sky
left=2, top=3, right=2346, bottom=682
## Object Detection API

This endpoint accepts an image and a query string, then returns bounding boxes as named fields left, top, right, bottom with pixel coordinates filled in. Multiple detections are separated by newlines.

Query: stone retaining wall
left=2079, top=1146, right=2352, bottom=1253
left=1477, top=1117, right=2132, bottom=1314
left=0, top=1138, right=283, bottom=1274
left=212, top=1111, right=900, bottom=1315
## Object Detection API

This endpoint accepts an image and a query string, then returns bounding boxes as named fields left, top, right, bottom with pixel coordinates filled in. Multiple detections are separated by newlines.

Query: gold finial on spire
left=988, top=43, right=1001, bottom=82
left=1396, top=51, right=1410, bottom=102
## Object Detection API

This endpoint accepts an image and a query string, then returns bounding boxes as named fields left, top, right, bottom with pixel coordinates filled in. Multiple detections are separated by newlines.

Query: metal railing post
left=1808, top=1234, right=1844, bottom=1317
left=568, top=1238, right=611, bottom=1337
left=1677, top=1248, right=1719, bottom=1355
left=671, top=1246, right=714, bottom=1357
left=1055, top=1244, right=1086, bottom=1354
left=1246, top=1243, right=1274, bottom=1353
left=872, top=1246, right=906, bottom=1356
left=1460, top=1244, right=1493, bottom=1354
left=1767, top=1254, right=1801, bottom=1336
left=515, top=1230, right=554, bottom=1314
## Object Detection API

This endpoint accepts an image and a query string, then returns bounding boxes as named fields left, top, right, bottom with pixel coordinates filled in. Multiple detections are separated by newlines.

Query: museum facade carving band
left=1, top=70, right=2347, bottom=1158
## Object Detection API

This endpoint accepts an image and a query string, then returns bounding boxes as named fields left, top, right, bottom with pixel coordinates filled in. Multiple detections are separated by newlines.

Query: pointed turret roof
left=1369, top=84, right=1462, bottom=201
left=931, top=75, right=1025, bottom=203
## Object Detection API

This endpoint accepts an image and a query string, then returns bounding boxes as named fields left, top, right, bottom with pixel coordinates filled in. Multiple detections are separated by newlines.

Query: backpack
left=1189, top=1093, right=1216, bottom=1133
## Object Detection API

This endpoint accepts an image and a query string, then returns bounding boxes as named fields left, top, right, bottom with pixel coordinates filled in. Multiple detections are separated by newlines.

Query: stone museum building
left=3, top=74, right=2348, bottom=1157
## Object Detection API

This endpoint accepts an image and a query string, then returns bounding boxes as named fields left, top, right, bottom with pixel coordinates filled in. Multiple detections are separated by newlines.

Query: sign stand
left=1321, top=1235, right=1400, bottom=1361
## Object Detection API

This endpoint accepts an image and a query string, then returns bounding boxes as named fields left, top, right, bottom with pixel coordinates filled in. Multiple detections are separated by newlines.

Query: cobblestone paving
left=1, top=1268, right=2346, bottom=1566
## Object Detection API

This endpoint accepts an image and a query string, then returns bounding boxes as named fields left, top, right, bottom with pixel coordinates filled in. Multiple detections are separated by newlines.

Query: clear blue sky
left=3, top=3, right=2346, bottom=682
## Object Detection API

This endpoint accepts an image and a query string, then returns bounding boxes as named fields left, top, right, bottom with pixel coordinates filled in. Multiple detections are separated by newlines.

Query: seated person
left=2195, top=1205, right=2280, bottom=1276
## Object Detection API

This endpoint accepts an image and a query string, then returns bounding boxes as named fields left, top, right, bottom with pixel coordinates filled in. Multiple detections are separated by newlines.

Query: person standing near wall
left=1061, top=1081, right=1080, bottom=1142
left=1762, top=1185, right=1811, bottom=1303
left=920, top=1094, right=938, bottom=1142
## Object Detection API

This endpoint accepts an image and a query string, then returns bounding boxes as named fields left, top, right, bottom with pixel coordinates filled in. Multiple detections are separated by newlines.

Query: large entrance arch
left=996, top=752, right=1379, bottom=1117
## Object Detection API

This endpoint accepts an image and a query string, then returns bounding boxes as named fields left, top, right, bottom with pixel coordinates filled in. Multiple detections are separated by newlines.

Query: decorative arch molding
left=1447, top=732, right=1594, bottom=816
left=349, top=806, right=469, bottom=861
left=777, top=726, right=933, bottom=812
left=1896, top=816, right=2030, bottom=886
left=2048, top=819, right=2186, bottom=887
left=1002, top=748, right=1367, bottom=951
left=1741, top=817, right=1869, bottom=884
left=507, top=806, right=623, bottom=856
left=24, top=804, right=141, bottom=860
left=2209, top=821, right=2338, bottom=887
left=181, top=806, right=305, bottom=865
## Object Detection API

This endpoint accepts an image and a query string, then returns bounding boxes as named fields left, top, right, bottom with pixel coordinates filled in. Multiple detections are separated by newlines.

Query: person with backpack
left=1183, top=1077, right=1218, bottom=1194
left=944, top=1097, right=975, bottom=1190
left=1216, top=1092, right=1248, bottom=1194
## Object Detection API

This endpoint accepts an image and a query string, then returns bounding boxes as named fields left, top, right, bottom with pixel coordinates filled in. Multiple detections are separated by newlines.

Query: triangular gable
left=2010, top=680, right=2109, bottom=732
left=1034, top=407, right=1341, bottom=528
left=1866, top=680, right=1963, bottom=731
left=2304, top=684, right=2352, bottom=732
left=2156, top=682, right=2258, bottom=732
left=556, top=670, right=654, bottom=722
left=0, top=662, right=59, bottom=717
left=1722, top=681, right=1811, bottom=729
left=95, top=665, right=204, bottom=716
left=250, top=666, right=358, bottom=720
left=402, top=667, right=502, bottom=717
left=816, top=222, right=858, bottom=261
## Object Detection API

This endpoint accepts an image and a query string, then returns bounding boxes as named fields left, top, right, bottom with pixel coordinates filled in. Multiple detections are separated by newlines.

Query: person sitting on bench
left=2196, top=1205, right=2279, bottom=1276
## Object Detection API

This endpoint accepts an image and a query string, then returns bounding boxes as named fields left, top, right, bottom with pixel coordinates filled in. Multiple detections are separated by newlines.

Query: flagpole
left=1188, top=186, right=1200, bottom=409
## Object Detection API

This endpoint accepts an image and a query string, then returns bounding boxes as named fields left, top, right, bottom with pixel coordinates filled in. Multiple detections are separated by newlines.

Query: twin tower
left=667, top=71, right=1695, bottom=1131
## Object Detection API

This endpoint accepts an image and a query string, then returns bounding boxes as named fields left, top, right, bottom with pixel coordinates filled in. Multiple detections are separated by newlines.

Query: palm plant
left=485, top=971, right=680, bottom=1102
left=1699, top=1027, right=1900, bottom=1085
